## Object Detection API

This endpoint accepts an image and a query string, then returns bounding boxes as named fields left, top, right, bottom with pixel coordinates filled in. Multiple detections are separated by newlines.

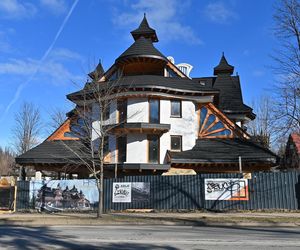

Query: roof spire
left=130, top=14, right=159, bottom=42
left=88, top=60, right=104, bottom=80
left=214, top=53, right=234, bottom=75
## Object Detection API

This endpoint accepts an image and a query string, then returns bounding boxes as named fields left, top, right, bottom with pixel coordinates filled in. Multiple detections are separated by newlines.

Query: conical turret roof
left=116, top=36, right=167, bottom=63
left=214, top=53, right=234, bottom=75
left=131, top=14, right=158, bottom=42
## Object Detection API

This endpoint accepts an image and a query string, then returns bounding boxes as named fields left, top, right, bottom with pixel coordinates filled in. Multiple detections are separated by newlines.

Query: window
left=170, top=136, right=182, bottom=151
left=117, top=136, right=126, bottom=163
left=103, top=136, right=109, bottom=155
left=166, top=68, right=179, bottom=78
left=103, top=104, right=110, bottom=121
left=92, top=136, right=109, bottom=154
left=170, top=100, right=181, bottom=117
left=149, top=99, right=160, bottom=123
left=117, top=99, right=127, bottom=123
left=70, top=118, right=88, bottom=138
left=64, top=132, right=77, bottom=138
left=179, top=66, right=187, bottom=75
left=148, top=135, right=159, bottom=163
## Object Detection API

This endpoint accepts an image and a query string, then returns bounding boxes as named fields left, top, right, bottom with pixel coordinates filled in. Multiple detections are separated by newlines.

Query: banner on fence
left=30, top=179, right=98, bottom=212
left=113, top=182, right=150, bottom=203
left=205, top=178, right=249, bottom=200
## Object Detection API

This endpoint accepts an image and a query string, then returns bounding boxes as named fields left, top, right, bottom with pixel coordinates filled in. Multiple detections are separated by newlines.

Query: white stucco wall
left=160, top=99, right=197, bottom=163
left=127, top=98, right=148, bottom=122
left=126, top=134, right=148, bottom=163
left=91, top=100, right=118, bottom=141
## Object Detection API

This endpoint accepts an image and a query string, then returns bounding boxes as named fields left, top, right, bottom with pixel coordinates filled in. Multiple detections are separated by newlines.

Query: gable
left=47, top=119, right=79, bottom=141
left=197, top=103, right=249, bottom=139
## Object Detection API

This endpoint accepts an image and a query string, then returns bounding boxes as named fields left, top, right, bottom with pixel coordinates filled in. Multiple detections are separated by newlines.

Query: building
left=285, top=133, right=300, bottom=168
left=16, top=15, right=277, bottom=178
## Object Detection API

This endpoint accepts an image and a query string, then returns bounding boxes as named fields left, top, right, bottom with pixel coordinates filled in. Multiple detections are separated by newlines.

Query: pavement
left=1, top=224, right=300, bottom=249
left=1, top=211, right=300, bottom=227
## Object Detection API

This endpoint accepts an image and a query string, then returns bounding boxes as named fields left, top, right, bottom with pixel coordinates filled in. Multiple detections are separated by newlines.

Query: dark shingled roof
left=213, top=74, right=253, bottom=114
left=192, top=76, right=254, bottom=115
left=169, top=138, right=278, bottom=164
left=15, top=140, right=90, bottom=165
left=193, top=55, right=255, bottom=119
left=67, top=75, right=217, bottom=100
left=88, top=61, right=104, bottom=80
left=116, top=36, right=167, bottom=63
left=131, top=14, right=158, bottom=42
left=214, top=54, right=234, bottom=75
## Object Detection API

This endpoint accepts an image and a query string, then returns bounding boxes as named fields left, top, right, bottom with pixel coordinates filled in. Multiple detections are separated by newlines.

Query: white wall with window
left=91, top=97, right=198, bottom=165
left=127, top=98, right=148, bottom=123
left=160, top=99, right=197, bottom=163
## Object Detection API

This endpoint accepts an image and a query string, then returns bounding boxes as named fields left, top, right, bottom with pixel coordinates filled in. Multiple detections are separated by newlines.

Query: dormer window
left=176, top=63, right=193, bottom=77
left=178, top=66, right=187, bottom=75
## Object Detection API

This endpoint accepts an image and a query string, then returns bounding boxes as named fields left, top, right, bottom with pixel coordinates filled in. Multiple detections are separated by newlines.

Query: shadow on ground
left=0, top=225, right=179, bottom=250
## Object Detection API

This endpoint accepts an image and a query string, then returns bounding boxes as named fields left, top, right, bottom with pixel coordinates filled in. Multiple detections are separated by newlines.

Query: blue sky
left=0, top=0, right=277, bottom=149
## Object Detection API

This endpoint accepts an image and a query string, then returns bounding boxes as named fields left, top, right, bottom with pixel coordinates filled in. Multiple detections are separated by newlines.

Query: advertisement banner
left=30, top=179, right=98, bottom=212
left=112, top=182, right=150, bottom=203
left=131, top=182, right=150, bottom=202
left=205, top=178, right=249, bottom=201
left=113, top=182, right=131, bottom=203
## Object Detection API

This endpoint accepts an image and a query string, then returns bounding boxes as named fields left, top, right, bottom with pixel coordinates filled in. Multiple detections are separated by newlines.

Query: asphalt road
left=0, top=225, right=300, bottom=250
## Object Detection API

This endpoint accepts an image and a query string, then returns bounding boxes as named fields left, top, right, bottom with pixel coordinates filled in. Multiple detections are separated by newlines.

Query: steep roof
left=88, top=61, right=104, bottom=80
left=214, top=54, right=234, bottom=75
left=192, top=76, right=254, bottom=118
left=116, top=36, right=167, bottom=63
left=15, top=140, right=90, bottom=165
left=214, top=74, right=253, bottom=114
left=130, top=14, right=158, bottom=42
left=169, top=138, right=278, bottom=164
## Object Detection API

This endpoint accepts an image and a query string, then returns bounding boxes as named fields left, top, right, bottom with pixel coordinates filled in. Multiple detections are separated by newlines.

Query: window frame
left=117, top=99, right=127, bottom=123
left=147, top=135, right=160, bottom=163
left=170, top=99, right=182, bottom=118
left=116, top=135, right=127, bottom=163
left=103, top=136, right=109, bottom=155
left=170, top=135, right=182, bottom=152
left=102, top=103, right=110, bottom=121
left=149, top=98, right=160, bottom=124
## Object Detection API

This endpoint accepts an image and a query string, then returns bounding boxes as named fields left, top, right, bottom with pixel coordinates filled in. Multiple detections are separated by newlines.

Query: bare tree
left=12, top=102, right=42, bottom=180
left=0, top=147, right=15, bottom=176
left=48, top=107, right=68, bottom=133
left=61, top=72, right=139, bottom=217
left=248, top=95, right=274, bottom=149
left=272, top=0, right=300, bottom=137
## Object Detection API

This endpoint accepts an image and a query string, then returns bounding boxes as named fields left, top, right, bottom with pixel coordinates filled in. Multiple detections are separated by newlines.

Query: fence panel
left=16, top=181, right=30, bottom=210
left=15, top=171, right=300, bottom=212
